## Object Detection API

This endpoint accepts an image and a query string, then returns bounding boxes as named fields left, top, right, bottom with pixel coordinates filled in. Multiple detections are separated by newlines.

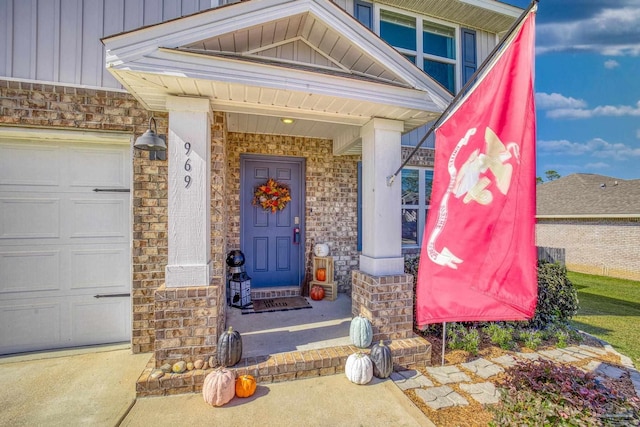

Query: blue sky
left=504, top=0, right=640, bottom=180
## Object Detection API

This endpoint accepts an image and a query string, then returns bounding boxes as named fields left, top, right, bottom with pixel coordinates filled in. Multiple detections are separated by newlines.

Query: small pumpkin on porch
left=217, top=326, right=243, bottom=367
left=202, top=367, right=236, bottom=407
left=345, top=352, right=373, bottom=385
left=315, top=267, right=327, bottom=282
left=235, top=374, right=257, bottom=398
left=370, top=340, right=393, bottom=379
left=349, top=315, right=373, bottom=348
left=310, top=285, right=325, bottom=301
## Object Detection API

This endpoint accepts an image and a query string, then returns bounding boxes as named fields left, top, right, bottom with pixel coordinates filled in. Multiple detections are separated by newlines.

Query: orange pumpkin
left=310, top=285, right=325, bottom=301
left=235, top=374, right=257, bottom=398
left=316, top=268, right=327, bottom=282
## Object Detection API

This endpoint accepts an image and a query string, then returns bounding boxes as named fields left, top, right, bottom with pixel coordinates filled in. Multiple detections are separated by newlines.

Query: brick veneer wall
left=536, top=218, right=640, bottom=281
left=351, top=271, right=415, bottom=341
left=226, top=132, right=360, bottom=292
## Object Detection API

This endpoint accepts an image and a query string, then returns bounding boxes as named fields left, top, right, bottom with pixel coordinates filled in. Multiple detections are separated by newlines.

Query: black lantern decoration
left=134, top=115, right=167, bottom=160
left=226, top=250, right=251, bottom=308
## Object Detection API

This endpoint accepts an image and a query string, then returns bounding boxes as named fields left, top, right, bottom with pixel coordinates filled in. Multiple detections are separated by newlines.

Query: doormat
left=241, top=296, right=312, bottom=315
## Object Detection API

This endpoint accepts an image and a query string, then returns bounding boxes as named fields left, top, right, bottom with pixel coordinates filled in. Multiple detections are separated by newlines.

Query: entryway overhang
left=102, top=0, right=453, bottom=155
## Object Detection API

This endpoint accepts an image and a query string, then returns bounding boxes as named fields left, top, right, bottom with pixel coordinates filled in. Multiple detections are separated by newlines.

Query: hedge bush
left=405, top=257, right=579, bottom=331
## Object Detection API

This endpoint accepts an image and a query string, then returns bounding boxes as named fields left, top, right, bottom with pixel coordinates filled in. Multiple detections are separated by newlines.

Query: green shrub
left=446, top=323, right=480, bottom=355
left=529, top=261, right=579, bottom=329
left=518, top=329, right=543, bottom=350
left=484, top=323, right=516, bottom=350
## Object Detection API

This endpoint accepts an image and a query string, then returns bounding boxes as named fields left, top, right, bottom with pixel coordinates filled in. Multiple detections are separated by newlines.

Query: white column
left=165, top=96, right=212, bottom=287
left=359, top=118, right=404, bottom=276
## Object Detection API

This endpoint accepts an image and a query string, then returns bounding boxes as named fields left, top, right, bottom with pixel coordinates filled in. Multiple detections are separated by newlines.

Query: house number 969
left=184, top=142, right=192, bottom=188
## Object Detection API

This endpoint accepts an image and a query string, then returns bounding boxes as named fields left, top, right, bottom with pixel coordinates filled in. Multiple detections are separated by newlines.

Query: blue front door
left=240, top=155, right=305, bottom=288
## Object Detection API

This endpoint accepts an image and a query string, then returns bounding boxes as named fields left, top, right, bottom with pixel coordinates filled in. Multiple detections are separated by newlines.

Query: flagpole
left=441, top=322, right=447, bottom=366
left=386, top=0, right=539, bottom=187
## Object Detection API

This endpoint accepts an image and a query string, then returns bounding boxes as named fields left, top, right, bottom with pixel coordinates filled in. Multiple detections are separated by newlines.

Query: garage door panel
left=70, top=248, right=129, bottom=291
left=69, top=199, right=127, bottom=239
left=0, top=302, right=62, bottom=354
left=69, top=148, right=128, bottom=188
left=0, top=143, right=60, bottom=187
left=0, top=198, right=60, bottom=239
left=0, top=250, right=60, bottom=294
left=71, top=298, right=130, bottom=344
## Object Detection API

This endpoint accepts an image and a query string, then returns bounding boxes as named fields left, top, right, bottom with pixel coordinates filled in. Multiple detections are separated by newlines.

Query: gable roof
left=102, top=0, right=452, bottom=126
left=537, top=173, right=640, bottom=218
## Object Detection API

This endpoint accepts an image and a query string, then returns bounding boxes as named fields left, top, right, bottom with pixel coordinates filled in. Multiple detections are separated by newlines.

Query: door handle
left=293, top=227, right=300, bottom=244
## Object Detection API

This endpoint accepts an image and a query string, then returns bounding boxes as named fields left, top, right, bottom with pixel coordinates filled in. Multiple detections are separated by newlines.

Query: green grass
left=567, top=271, right=640, bottom=367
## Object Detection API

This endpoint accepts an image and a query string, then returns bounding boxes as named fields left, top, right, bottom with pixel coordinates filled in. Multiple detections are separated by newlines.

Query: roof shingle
left=536, top=173, right=640, bottom=217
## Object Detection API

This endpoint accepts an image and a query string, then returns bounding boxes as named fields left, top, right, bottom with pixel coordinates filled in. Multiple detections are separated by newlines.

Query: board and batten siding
left=0, top=0, right=221, bottom=89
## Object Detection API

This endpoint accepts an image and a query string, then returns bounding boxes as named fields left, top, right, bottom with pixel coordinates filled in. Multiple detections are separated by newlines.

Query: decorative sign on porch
left=253, top=178, right=291, bottom=213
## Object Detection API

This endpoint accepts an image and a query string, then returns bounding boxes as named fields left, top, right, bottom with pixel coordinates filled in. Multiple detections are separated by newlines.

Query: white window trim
left=401, top=166, right=434, bottom=248
left=373, top=3, right=462, bottom=93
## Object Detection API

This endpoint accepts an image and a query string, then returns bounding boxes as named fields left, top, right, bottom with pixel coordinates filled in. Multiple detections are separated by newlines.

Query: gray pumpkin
left=349, top=315, right=373, bottom=348
left=370, top=340, right=393, bottom=378
left=217, top=326, right=242, bottom=367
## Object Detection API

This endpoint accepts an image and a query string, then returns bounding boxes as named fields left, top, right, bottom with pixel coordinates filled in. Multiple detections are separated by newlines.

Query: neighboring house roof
left=536, top=173, right=640, bottom=218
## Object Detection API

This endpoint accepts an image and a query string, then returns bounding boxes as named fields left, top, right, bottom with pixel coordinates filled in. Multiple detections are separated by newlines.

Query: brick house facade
left=1, top=0, right=520, bottom=365
left=536, top=174, right=640, bottom=281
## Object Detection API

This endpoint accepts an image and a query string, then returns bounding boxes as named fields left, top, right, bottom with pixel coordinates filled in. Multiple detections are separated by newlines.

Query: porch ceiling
left=103, top=0, right=453, bottom=148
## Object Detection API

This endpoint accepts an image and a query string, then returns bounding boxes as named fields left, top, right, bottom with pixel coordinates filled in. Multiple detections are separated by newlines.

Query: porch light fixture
left=134, top=115, right=167, bottom=160
left=280, top=118, right=295, bottom=124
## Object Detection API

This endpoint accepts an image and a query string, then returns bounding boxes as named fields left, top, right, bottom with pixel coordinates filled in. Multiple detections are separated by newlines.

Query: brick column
left=351, top=271, right=414, bottom=341
left=153, top=280, right=225, bottom=366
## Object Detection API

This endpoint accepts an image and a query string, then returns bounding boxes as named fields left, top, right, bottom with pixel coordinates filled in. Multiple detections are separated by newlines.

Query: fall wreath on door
left=253, top=178, right=292, bottom=213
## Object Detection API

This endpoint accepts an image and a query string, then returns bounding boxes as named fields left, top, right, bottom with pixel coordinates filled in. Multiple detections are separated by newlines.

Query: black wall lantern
left=134, top=115, right=167, bottom=160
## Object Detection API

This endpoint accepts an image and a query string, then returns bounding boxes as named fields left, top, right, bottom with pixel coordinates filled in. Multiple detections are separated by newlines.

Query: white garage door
left=0, top=135, right=131, bottom=355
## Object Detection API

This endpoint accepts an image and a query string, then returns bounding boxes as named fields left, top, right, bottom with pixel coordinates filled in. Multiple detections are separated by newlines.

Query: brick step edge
left=136, top=335, right=432, bottom=397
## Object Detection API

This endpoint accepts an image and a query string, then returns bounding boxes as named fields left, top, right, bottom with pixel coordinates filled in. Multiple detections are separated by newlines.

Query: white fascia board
left=304, top=1, right=451, bottom=105
left=116, top=49, right=444, bottom=113
left=459, top=0, right=522, bottom=17
left=536, top=214, right=640, bottom=219
left=104, top=0, right=308, bottom=65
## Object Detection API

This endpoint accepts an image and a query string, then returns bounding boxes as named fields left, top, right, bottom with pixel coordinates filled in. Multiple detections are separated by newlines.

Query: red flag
left=415, top=9, right=537, bottom=326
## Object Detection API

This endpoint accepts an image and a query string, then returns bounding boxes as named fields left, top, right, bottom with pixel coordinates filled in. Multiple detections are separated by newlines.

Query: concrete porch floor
left=226, top=293, right=353, bottom=358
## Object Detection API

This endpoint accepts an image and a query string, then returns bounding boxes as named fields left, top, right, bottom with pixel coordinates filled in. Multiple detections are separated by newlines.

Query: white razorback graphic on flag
left=427, top=127, right=520, bottom=269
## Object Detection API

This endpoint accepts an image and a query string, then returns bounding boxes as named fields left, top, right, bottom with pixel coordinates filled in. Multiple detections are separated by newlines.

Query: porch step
left=135, top=336, right=432, bottom=397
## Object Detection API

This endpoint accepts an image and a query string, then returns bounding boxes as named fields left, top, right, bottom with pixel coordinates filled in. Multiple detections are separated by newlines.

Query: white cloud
left=604, top=59, right=620, bottom=69
left=537, top=137, right=640, bottom=160
left=536, top=6, right=640, bottom=56
left=535, top=92, right=587, bottom=110
left=545, top=100, right=640, bottom=119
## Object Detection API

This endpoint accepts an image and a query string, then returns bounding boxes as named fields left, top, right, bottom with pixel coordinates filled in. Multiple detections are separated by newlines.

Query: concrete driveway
left=0, top=345, right=149, bottom=427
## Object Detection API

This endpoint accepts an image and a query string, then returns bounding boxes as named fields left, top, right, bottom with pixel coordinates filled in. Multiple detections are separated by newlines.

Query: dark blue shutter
left=354, top=1, right=373, bottom=30
left=461, top=28, right=477, bottom=86
left=357, top=161, right=362, bottom=252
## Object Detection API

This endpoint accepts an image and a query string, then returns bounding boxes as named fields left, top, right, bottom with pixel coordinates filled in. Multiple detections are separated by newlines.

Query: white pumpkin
left=313, top=243, right=330, bottom=257
left=345, top=352, right=373, bottom=385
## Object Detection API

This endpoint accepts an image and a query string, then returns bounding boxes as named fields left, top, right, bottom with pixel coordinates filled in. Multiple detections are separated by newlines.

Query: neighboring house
left=0, top=0, right=521, bottom=368
left=536, top=173, right=640, bottom=281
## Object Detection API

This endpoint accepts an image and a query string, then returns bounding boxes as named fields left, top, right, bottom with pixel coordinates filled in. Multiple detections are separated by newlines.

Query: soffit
left=377, top=0, right=521, bottom=34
